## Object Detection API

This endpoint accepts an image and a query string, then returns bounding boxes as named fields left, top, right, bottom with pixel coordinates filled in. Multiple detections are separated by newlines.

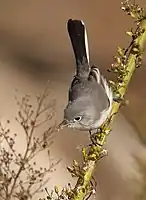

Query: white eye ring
left=74, top=116, right=82, bottom=122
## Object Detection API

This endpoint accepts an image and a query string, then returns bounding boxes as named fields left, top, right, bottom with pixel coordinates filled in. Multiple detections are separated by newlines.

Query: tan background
left=0, top=0, right=146, bottom=200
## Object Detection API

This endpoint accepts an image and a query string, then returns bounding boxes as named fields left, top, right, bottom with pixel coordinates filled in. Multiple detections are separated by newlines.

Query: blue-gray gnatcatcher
left=59, top=19, right=113, bottom=131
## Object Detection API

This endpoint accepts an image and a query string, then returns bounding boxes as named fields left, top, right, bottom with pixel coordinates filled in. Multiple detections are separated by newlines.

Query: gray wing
left=69, top=79, right=109, bottom=112
left=89, top=65, right=113, bottom=108
left=69, top=65, right=112, bottom=114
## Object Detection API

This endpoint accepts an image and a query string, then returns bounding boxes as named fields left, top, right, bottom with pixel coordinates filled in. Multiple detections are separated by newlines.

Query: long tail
left=67, top=19, right=90, bottom=78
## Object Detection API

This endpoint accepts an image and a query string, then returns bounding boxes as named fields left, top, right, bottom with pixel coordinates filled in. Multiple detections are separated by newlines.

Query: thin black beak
left=57, top=119, right=68, bottom=131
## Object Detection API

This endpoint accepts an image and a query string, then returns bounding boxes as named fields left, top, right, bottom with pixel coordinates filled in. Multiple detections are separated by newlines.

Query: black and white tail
left=67, top=19, right=90, bottom=77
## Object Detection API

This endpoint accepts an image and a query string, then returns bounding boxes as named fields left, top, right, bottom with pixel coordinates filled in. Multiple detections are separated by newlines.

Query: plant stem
left=7, top=92, right=45, bottom=199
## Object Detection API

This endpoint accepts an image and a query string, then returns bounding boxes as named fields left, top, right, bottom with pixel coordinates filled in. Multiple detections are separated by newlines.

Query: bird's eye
left=74, top=116, right=82, bottom=122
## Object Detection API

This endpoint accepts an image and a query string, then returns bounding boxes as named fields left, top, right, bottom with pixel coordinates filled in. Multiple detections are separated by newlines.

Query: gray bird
left=59, top=19, right=113, bottom=131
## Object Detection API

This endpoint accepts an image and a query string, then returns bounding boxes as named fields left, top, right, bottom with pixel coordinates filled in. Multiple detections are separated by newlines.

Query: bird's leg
left=89, top=130, right=108, bottom=161
left=89, top=130, right=102, bottom=147
left=89, top=130, right=95, bottom=144
left=89, top=130, right=97, bottom=145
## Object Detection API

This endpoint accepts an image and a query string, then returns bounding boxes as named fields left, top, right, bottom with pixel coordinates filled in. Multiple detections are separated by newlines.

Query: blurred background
left=0, top=0, right=146, bottom=200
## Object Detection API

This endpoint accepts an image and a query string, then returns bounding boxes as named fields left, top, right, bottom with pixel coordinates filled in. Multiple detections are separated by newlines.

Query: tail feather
left=67, top=19, right=90, bottom=77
